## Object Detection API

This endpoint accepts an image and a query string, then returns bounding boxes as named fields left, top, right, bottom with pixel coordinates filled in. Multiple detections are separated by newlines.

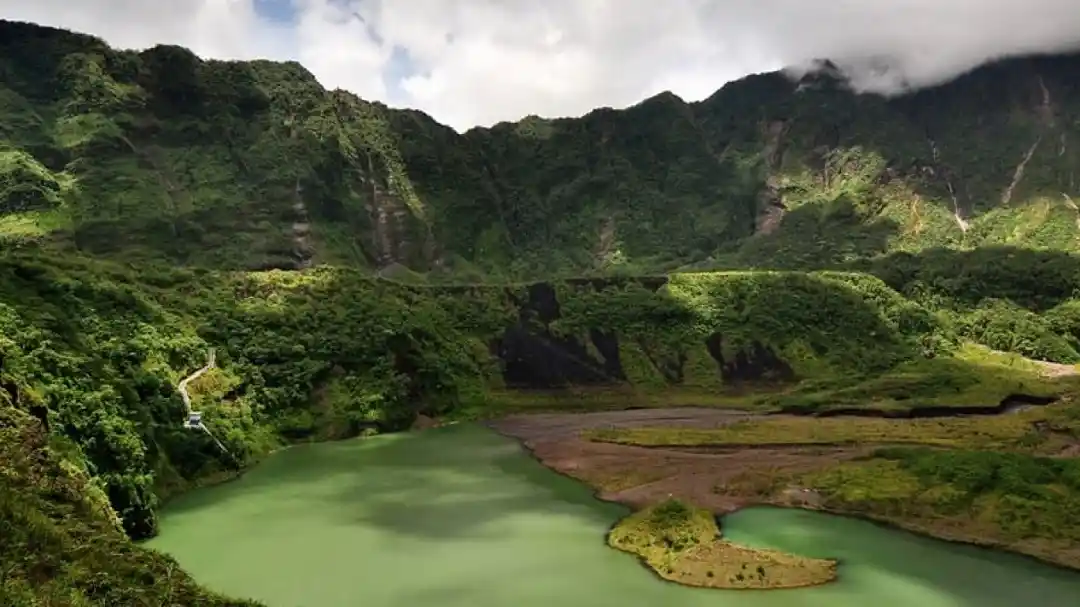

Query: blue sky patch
left=383, top=45, right=420, bottom=100
left=248, top=0, right=420, bottom=103
left=254, top=0, right=296, bottom=24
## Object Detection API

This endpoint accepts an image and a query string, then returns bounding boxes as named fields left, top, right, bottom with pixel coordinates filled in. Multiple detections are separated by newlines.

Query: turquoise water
left=147, top=424, right=1080, bottom=606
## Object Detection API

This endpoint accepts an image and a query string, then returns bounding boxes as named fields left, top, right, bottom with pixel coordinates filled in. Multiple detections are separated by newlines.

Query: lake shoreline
left=781, top=503, right=1080, bottom=575
left=152, top=411, right=1080, bottom=576
left=147, top=419, right=1080, bottom=606
left=607, top=500, right=840, bottom=590
left=485, top=412, right=1080, bottom=575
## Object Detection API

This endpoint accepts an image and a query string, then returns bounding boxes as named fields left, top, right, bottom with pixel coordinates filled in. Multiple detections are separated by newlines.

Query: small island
left=607, top=499, right=838, bottom=589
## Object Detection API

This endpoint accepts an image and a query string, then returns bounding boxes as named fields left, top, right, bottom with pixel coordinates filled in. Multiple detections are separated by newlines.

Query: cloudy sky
left=3, top=1, right=1080, bottom=131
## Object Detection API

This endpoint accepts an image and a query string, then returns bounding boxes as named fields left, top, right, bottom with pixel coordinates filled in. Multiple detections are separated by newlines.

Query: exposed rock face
left=706, top=334, right=797, bottom=384
left=490, top=279, right=803, bottom=390
left=755, top=120, right=789, bottom=236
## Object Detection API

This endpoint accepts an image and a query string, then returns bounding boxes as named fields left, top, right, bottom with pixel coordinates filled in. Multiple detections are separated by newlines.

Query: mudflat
left=488, top=408, right=865, bottom=511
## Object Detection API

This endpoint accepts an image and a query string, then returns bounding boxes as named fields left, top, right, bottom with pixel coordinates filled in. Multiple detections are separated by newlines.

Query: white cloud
left=294, top=0, right=388, bottom=102
left=3, top=1, right=1080, bottom=131
left=0, top=0, right=289, bottom=60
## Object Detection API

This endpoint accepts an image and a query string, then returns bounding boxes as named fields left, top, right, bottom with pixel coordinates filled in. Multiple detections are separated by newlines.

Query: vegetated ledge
left=607, top=499, right=838, bottom=589
left=776, top=392, right=1060, bottom=418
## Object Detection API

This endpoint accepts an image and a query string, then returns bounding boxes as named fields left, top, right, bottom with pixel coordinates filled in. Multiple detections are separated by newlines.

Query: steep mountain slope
left=0, top=406, right=258, bottom=606
left=3, top=20, right=1080, bottom=279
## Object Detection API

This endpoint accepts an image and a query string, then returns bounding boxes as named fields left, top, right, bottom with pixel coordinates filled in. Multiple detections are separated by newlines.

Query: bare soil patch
left=1029, top=358, right=1080, bottom=378
left=487, top=408, right=866, bottom=512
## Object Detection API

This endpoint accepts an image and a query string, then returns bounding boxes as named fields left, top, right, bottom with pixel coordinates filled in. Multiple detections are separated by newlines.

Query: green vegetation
left=607, top=499, right=837, bottom=589
left=4, top=17, right=1080, bottom=603
left=7, top=251, right=1052, bottom=600
left=3, top=21, right=1080, bottom=279
left=755, top=351, right=1067, bottom=414
left=0, top=406, right=258, bottom=606
left=586, top=342, right=1068, bottom=416
left=587, top=412, right=1053, bottom=451
left=586, top=395, right=1080, bottom=569
left=803, top=448, right=1080, bottom=567
left=0, top=254, right=512, bottom=537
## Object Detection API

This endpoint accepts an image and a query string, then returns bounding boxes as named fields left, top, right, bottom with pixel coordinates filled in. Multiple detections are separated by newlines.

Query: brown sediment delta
left=487, top=408, right=1080, bottom=572
left=487, top=408, right=866, bottom=514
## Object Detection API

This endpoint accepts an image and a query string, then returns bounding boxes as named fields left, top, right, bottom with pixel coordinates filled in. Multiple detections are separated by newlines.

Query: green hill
left=4, top=18, right=1080, bottom=605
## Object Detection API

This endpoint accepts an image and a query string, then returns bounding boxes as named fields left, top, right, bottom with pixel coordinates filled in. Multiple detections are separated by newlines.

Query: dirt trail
left=488, top=408, right=866, bottom=513
left=1034, top=360, right=1080, bottom=378
left=178, top=349, right=215, bottom=418
left=177, top=349, right=234, bottom=459
left=988, top=350, right=1080, bottom=378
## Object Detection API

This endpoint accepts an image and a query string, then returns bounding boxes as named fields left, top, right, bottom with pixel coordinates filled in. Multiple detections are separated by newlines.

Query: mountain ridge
left=4, top=18, right=1080, bottom=281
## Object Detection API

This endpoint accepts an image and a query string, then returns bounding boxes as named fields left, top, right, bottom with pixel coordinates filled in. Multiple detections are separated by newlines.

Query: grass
left=579, top=365, right=1080, bottom=571
left=585, top=408, right=1060, bottom=452
left=478, top=345, right=1074, bottom=419
left=607, top=499, right=837, bottom=589
left=477, top=386, right=769, bottom=415
left=0, top=208, right=71, bottom=237
left=959, top=343, right=1069, bottom=374
left=751, top=348, right=1070, bottom=413
left=798, top=450, right=1080, bottom=568
left=579, top=466, right=673, bottom=494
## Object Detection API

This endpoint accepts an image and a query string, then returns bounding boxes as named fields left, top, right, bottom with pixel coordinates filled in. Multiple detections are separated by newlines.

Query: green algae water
left=147, top=424, right=1080, bottom=606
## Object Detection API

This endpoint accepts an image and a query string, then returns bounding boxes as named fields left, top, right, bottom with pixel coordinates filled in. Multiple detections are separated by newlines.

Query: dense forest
left=4, top=18, right=1080, bottom=605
